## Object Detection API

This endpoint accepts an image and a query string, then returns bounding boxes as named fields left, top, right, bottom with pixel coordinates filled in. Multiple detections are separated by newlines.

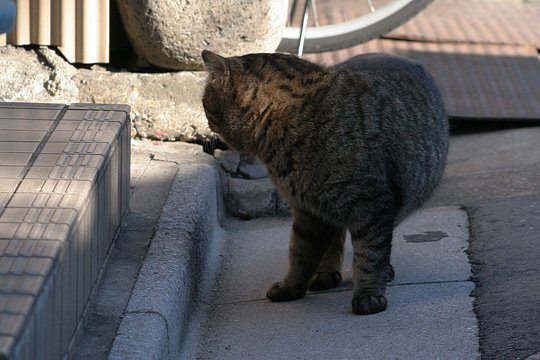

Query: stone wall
left=0, top=45, right=210, bottom=142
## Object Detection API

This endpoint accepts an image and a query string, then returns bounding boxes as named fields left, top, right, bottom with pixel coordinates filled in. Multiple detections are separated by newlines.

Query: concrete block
left=0, top=103, right=131, bottom=360
left=227, top=177, right=277, bottom=219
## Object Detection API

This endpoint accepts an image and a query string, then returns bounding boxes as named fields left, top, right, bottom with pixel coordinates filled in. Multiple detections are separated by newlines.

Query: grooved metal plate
left=304, top=0, right=540, bottom=121
left=386, top=0, right=540, bottom=48
left=0, top=103, right=130, bottom=360
left=306, top=39, right=540, bottom=120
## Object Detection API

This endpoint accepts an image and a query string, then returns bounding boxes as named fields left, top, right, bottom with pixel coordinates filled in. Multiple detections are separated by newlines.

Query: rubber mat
left=306, top=39, right=540, bottom=120
left=386, top=0, right=540, bottom=48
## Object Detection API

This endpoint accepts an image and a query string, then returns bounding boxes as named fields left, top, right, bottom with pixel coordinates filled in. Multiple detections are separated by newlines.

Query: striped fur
left=202, top=50, right=448, bottom=315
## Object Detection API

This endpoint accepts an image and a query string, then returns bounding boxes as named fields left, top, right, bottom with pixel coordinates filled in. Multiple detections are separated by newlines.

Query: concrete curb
left=109, top=163, right=224, bottom=359
left=526, top=352, right=540, bottom=360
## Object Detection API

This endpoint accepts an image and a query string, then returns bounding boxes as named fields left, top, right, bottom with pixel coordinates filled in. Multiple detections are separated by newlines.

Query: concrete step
left=0, top=102, right=130, bottom=360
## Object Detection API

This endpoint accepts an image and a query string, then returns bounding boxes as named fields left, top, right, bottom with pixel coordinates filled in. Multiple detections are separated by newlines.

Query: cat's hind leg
left=349, top=210, right=395, bottom=315
left=308, top=228, right=346, bottom=291
left=267, top=209, right=337, bottom=302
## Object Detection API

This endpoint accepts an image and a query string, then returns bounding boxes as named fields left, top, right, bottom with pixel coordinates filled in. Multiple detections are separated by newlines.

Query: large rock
left=116, top=0, right=288, bottom=70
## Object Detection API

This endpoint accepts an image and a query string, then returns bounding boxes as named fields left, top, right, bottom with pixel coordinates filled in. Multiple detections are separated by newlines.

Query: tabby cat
left=201, top=50, right=448, bottom=315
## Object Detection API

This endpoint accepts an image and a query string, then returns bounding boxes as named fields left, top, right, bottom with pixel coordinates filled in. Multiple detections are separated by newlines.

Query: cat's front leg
left=266, top=209, right=337, bottom=302
left=350, top=214, right=394, bottom=315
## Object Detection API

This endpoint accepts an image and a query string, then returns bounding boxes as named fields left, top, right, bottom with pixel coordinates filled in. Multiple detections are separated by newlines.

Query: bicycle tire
left=278, top=0, right=433, bottom=54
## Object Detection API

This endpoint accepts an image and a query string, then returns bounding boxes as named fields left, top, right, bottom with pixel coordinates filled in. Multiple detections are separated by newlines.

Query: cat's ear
left=202, top=50, right=229, bottom=76
left=202, top=50, right=245, bottom=89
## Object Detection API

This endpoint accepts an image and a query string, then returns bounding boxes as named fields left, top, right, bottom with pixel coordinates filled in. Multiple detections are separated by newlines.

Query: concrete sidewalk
left=196, top=209, right=478, bottom=360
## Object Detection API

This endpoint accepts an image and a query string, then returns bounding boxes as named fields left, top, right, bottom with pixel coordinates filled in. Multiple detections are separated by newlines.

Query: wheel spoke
left=279, top=0, right=433, bottom=53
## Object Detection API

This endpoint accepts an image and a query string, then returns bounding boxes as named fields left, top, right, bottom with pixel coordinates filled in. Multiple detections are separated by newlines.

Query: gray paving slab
left=392, top=206, right=470, bottom=284
left=199, top=282, right=476, bottom=360
left=197, top=208, right=479, bottom=360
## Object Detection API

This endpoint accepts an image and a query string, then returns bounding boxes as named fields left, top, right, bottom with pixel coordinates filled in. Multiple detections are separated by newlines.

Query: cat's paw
left=385, top=264, right=395, bottom=283
left=266, top=281, right=307, bottom=302
left=351, top=292, right=388, bottom=315
left=308, top=271, right=342, bottom=291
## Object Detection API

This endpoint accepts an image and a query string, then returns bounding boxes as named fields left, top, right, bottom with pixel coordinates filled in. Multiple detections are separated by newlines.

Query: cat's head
left=201, top=50, right=254, bottom=152
left=202, top=50, right=324, bottom=153
left=201, top=50, right=317, bottom=153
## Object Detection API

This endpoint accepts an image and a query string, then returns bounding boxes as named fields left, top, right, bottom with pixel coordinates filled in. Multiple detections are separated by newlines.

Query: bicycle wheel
left=278, top=0, right=433, bottom=54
